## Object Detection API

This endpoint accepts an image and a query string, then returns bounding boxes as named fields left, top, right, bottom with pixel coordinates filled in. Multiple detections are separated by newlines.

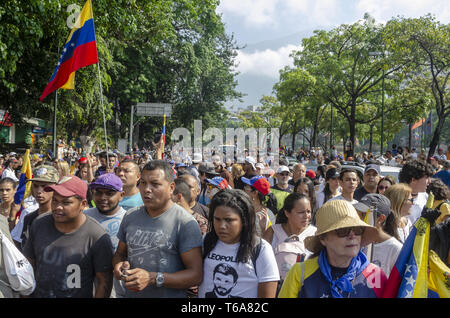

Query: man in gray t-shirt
left=113, top=160, right=203, bottom=298
left=23, top=176, right=114, bottom=298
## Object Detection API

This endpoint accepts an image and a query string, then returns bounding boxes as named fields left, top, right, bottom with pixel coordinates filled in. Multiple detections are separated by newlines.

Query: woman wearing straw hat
left=278, top=200, right=387, bottom=298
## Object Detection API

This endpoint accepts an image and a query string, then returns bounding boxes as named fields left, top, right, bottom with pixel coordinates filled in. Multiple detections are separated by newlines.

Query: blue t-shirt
left=119, top=192, right=144, bottom=211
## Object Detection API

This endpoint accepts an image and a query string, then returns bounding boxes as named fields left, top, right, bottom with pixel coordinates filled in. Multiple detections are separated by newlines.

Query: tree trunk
left=428, top=113, right=445, bottom=159
left=408, top=123, right=412, bottom=151
left=369, top=125, right=373, bottom=153
left=291, top=119, right=297, bottom=151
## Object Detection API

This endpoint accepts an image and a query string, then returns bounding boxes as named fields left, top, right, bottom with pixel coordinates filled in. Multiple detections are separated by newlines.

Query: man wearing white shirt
left=1, top=159, right=19, bottom=182
left=329, top=168, right=359, bottom=204
left=399, top=160, right=433, bottom=225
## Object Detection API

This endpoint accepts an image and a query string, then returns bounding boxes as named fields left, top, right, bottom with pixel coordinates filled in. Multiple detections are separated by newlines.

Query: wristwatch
left=156, top=272, right=164, bottom=287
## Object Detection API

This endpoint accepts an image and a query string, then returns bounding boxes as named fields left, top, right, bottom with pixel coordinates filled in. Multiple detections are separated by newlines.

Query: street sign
left=135, top=103, right=172, bottom=117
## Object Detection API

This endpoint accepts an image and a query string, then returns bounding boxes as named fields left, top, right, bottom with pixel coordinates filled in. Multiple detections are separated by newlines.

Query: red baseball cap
left=44, top=176, right=88, bottom=200
left=241, top=176, right=271, bottom=196
left=306, top=170, right=316, bottom=179
left=79, top=157, right=88, bottom=164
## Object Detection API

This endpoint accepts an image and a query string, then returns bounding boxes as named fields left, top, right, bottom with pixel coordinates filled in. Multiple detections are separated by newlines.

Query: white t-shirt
left=198, top=239, right=280, bottom=298
left=408, top=192, right=428, bottom=225
left=329, top=195, right=358, bottom=204
left=10, top=202, right=39, bottom=243
left=315, top=188, right=342, bottom=210
left=397, top=218, right=413, bottom=244
left=372, top=237, right=403, bottom=277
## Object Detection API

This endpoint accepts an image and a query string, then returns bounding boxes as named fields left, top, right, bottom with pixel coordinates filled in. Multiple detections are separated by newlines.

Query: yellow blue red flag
left=383, top=193, right=450, bottom=298
left=40, top=0, right=98, bottom=101
left=14, top=149, right=32, bottom=206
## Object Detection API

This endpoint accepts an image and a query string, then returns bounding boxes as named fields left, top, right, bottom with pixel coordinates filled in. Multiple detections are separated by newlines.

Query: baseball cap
left=206, top=177, right=230, bottom=190
left=89, top=173, right=123, bottom=192
left=199, top=162, right=219, bottom=176
left=360, top=193, right=391, bottom=217
left=364, top=164, right=380, bottom=175
left=326, top=168, right=340, bottom=180
left=276, top=165, right=290, bottom=174
left=44, top=176, right=88, bottom=200
left=255, top=163, right=265, bottom=170
left=192, top=153, right=202, bottom=164
left=79, top=157, right=88, bottom=164
left=241, top=176, right=270, bottom=196
left=29, top=165, right=59, bottom=184
left=353, top=201, right=370, bottom=213
left=245, top=156, right=256, bottom=170
left=305, top=170, right=316, bottom=179
left=176, top=163, right=187, bottom=168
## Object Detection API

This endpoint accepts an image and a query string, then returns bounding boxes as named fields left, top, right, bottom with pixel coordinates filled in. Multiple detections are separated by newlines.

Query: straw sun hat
left=304, top=200, right=379, bottom=254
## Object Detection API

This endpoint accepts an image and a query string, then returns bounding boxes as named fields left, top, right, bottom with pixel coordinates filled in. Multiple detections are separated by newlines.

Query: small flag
left=40, top=0, right=98, bottom=101
left=411, top=118, right=425, bottom=130
left=14, top=149, right=33, bottom=207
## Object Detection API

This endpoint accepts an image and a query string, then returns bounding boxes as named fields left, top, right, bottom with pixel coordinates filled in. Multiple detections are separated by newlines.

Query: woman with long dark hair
left=198, top=189, right=279, bottom=298
left=294, top=178, right=317, bottom=213
left=315, top=168, right=341, bottom=210
left=263, top=192, right=316, bottom=282
left=242, top=176, right=277, bottom=236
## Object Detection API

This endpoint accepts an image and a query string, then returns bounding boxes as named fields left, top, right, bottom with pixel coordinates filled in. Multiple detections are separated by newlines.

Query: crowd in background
left=0, top=141, right=448, bottom=298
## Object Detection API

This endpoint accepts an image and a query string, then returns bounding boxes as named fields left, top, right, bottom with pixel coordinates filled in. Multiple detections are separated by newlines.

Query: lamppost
left=369, top=51, right=385, bottom=155
left=330, top=103, right=333, bottom=149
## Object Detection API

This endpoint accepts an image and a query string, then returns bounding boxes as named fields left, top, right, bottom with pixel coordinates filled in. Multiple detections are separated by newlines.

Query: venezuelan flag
left=14, top=149, right=33, bottom=207
left=40, top=0, right=98, bottom=101
left=382, top=216, right=430, bottom=298
left=382, top=193, right=450, bottom=298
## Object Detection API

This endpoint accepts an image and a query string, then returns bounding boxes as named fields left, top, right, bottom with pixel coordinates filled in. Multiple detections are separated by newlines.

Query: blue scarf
left=318, top=249, right=369, bottom=298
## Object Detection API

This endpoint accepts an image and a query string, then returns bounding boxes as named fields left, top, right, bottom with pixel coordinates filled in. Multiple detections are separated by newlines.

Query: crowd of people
left=0, top=141, right=448, bottom=298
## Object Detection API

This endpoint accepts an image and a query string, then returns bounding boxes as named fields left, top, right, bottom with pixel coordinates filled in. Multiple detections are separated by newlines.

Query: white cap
left=192, top=153, right=202, bottom=163
left=255, top=163, right=265, bottom=170
left=276, top=165, right=290, bottom=174
left=245, top=156, right=256, bottom=170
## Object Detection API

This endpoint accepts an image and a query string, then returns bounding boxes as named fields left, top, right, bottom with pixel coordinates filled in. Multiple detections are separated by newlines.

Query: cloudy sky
left=216, top=0, right=450, bottom=110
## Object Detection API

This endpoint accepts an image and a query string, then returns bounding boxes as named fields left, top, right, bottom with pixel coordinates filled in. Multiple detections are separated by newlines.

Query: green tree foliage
left=383, top=15, right=449, bottom=157
left=0, top=0, right=240, bottom=149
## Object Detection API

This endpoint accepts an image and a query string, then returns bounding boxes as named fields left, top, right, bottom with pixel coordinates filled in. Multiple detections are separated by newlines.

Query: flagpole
left=53, top=45, right=60, bottom=158
left=90, top=0, right=109, bottom=163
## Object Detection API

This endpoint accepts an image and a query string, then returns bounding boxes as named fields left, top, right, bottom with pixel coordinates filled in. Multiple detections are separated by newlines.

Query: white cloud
left=218, top=0, right=278, bottom=27
left=235, top=45, right=301, bottom=78
left=356, top=0, right=450, bottom=22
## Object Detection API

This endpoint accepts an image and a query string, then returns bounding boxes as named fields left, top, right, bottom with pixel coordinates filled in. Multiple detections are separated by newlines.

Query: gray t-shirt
left=117, top=203, right=202, bottom=298
left=23, top=213, right=114, bottom=298
left=84, top=206, right=127, bottom=252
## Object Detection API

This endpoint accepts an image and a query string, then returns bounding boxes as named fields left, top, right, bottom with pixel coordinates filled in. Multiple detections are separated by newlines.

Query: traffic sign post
left=135, top=103, right=172, bottom=117
left=129, top=103, right=172, bottom=152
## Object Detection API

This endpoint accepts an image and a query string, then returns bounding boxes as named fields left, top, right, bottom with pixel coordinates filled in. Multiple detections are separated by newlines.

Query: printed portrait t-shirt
left=23, top=213, right=114, bottom=298
left=198, top=239, right=280, bottom=298
left=117, top=203, right=203, bottom=298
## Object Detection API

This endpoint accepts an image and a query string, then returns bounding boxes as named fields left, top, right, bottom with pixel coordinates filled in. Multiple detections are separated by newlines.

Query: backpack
left=272, top=225, right=306, bottom=280
left=0, top=230, right=36, bottom=295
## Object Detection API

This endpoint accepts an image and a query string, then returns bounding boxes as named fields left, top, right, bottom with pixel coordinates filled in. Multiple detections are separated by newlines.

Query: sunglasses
left=406, top=198, right=414, bottom=204
left=334, top=227, right=365, bottom=238
left=378, top=185, right=389, bottom=190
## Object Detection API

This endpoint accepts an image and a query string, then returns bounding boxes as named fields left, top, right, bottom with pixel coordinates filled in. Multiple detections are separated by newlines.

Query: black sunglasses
left=335, top=227, right=365, bottom=238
